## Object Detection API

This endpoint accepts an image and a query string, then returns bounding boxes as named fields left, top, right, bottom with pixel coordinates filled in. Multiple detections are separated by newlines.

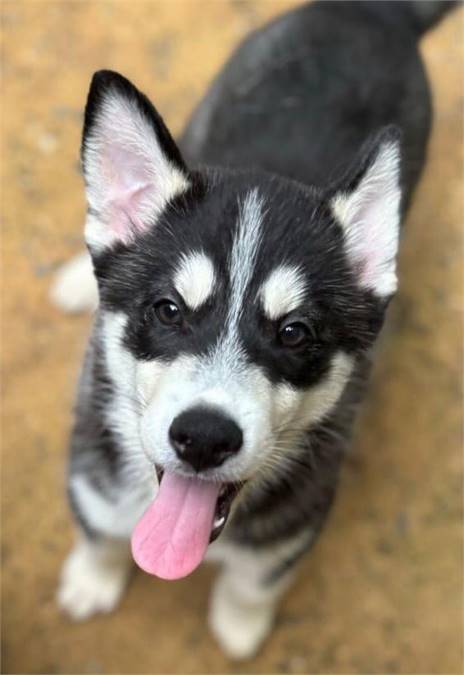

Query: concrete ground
left=2, top=2, right=463, bottom=674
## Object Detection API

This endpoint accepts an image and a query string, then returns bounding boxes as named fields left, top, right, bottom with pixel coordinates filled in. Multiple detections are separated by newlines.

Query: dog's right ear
left=329, top=127, right=402, bottom=299
left=82, top=70, right=190, bottom=252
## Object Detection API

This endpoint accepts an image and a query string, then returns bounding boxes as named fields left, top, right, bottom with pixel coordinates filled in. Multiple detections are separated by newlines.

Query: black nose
left=169, top=407, right=243, bottom=473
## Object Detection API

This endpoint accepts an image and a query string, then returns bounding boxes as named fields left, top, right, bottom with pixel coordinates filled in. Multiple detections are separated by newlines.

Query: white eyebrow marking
left=174, top=251, right=216, bottom=310
left=260, top=264, right=307, bottom=319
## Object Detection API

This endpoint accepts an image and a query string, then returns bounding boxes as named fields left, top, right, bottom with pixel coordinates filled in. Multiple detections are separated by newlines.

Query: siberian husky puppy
left=55, top=1, right=455, bottom=659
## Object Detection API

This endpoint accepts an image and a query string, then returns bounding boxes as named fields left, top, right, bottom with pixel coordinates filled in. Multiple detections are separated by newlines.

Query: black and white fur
left=55, top=1, right=455, bottom=659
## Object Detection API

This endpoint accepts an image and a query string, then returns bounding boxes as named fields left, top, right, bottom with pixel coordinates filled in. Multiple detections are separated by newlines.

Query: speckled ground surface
left=2, top=2, right=463, bottom=674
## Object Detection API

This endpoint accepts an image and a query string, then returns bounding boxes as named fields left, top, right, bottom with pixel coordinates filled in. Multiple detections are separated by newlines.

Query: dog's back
left=182, top=1, right=452, bottom=207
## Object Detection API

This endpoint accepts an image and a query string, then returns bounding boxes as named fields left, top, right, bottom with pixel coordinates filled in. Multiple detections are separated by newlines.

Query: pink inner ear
left=107, top=183, right=155, bottom=241
left=353, top=202, right=381, bottom=289
left=341, top=185, right=399, bottom=297
left=102, top=144, right=156, bottom=241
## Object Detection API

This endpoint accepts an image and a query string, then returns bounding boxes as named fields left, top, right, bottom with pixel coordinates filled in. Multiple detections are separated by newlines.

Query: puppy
left=55, top=1, right=455, bottom=659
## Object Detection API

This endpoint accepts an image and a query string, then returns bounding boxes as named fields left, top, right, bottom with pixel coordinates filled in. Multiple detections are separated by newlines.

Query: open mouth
left=131, top=466, right=242, bottom=580
left=210, top=482, right=240, bottom=542
left=155, top=465, right=240, bottom=542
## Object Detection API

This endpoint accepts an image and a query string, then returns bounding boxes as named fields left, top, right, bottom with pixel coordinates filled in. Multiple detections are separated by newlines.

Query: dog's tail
left=50, top=251, right=98, bottom=314
left=403, top=1, right=459, bottom=36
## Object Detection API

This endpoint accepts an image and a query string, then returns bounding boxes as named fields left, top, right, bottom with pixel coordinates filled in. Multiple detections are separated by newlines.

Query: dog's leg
left=209, top=562, right=291, bottom=660
left=57, top=531, right=132, bottom=621
left=208, top=532, right=312, bottom=659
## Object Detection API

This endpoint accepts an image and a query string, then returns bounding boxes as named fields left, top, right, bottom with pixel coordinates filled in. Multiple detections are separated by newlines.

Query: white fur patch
left=208, top=531, right=313, bottom=659
left=260, top=264, right=307, bottom=319
left=228, top=188, right=264, bottom=328
left=331, top=140, right=401, bottom=297
left=300, top=351, right=354, bottom=426
left=204, top=188, right=265, bottom=377
left=58, top=535, right=132, bottom=621
left=50, top=251, right=98, bottom=314
left=100, top=311, right=158, bottom=487
left=174, top=251, right=216, bottom=310
left=84, top=88, right=189, bottom=252
left=70, top=474, right=154, bottom=539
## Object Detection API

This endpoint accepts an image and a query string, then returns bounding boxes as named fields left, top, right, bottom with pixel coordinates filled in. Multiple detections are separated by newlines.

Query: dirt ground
left=2, top=2, right=463, bottom=674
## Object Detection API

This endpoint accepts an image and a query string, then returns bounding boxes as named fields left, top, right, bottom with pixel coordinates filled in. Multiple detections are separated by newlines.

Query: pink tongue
left=131, top=471, right=220, bottom=580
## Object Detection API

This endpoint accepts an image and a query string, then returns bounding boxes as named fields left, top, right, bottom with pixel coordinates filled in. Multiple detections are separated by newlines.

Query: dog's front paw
left=57, top=540, right=130, bottom=621
left=209, top=573, right=274, bottom=660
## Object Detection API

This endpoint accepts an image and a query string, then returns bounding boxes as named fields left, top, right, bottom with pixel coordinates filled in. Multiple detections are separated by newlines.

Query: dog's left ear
left=330, top=127, right=402, bottom=298
left=82, top=70, right=190, bottom=252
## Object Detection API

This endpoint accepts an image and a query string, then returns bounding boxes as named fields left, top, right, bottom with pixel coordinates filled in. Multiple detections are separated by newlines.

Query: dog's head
left=81, top=71, right=401, bottom=567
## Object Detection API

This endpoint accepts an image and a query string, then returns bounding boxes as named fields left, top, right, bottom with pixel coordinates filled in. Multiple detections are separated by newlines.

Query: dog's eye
left=154, top=300, right=182, bottom=326
left=278, top=321, right=310, bottom=348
